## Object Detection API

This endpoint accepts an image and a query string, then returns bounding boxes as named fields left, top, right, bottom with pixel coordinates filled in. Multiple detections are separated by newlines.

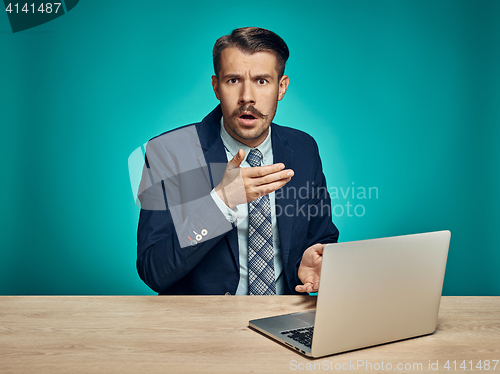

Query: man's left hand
left=295, top=243, right=326, bottom=293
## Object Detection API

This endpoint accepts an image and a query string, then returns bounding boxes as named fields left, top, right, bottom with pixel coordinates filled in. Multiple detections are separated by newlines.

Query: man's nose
left=238, top=82, right=255, bottom=105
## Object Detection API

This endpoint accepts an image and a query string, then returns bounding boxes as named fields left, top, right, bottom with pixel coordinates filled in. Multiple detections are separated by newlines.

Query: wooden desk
left=0, top=296, right=499, bottom=373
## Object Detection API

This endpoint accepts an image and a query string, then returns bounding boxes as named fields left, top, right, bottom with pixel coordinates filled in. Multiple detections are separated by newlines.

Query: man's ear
left=212, top=75, right=220, bottom=100
left=278, top=75, right=289, bottom=101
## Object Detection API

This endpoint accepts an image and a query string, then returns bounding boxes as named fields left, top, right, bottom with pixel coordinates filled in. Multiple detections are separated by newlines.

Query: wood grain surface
left=0, top=296, right=499, bottom=373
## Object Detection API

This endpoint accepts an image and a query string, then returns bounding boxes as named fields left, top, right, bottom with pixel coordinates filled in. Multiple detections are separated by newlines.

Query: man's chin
left=223, top=117, right=270, bottom=145
left=235, top=128, right=268, bottom=142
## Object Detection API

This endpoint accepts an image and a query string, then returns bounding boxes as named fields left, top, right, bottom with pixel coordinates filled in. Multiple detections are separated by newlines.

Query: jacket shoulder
left=149, top=122, right=200, bottom=142
left=272, top=123, right=318, bottom=150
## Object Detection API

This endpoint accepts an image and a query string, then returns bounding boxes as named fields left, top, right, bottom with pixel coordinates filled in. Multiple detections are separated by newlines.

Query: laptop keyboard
left=281, top=326, right=314, bottom=348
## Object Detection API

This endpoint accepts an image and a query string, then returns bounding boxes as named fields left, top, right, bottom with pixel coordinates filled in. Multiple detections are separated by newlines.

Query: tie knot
left=247, top=148, right=263, bottom=167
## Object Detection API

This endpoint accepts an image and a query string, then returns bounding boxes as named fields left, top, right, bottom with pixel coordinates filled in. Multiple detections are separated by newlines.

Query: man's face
left=212, top=47, right=289, bottom=148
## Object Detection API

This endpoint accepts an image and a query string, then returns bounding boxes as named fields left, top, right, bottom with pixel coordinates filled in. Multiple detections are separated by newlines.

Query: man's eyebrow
left=253, top=74, right=274, bottom=80
left=220, top=73, right=275, bottom=80
left=221, top=73, right=242, bottom=80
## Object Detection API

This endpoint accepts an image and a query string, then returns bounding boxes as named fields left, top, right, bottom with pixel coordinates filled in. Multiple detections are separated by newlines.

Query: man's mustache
left=231, top=105, right=268, bottom=120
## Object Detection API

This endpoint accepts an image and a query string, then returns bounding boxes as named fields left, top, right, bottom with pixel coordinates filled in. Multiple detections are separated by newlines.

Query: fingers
left=295, top=281, right=320, bottom=293
left=296, top=272, right=320, bottom=293
left=245, top=163, right=286, bottom=178
left=257, top=177, right=292, bottom=195
left=243, top=164, right=294, bottom=188
left=225, top=157, right=294, bottom=203
left=295, top=285, right=307, bottom=293
left=244, top=176, right=292, bottom=202
left=241, top=162, right=294, bottom=202
left=313, top=243, right=326, bottom=255
left=227, top=149, right=245, bottom=169
left=253, top=169, right=294, bottom=187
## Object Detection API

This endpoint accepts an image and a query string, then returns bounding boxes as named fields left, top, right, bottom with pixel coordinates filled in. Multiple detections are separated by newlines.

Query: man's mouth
left=238, top=112, right=258, bottom=126
left=240, top=114, right=256, bottom=120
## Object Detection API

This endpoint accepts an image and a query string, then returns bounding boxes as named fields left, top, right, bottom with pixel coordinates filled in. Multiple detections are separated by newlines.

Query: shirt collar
left=220, top=117, right=272, bottom=163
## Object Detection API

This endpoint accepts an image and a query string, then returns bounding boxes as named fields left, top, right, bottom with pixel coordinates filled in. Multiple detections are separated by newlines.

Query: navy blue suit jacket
left=137, top=106, right=339, bottom=295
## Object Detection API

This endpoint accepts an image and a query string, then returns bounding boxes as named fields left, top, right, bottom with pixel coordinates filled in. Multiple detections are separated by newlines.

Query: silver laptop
left=249, top=230, right=450, bottom=358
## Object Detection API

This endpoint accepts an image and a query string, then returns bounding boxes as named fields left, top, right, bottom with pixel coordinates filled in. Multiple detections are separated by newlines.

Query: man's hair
left=213, top=27, right=289, bottom=78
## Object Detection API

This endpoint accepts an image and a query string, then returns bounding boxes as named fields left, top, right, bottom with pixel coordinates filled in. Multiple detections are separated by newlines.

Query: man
left=137, top=27, right=339, bottom=295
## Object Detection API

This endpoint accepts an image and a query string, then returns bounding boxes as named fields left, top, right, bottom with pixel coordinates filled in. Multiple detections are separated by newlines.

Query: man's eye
left=228, top=78, right=238, bottom=84
left=258, top=79, right=267, bottom=85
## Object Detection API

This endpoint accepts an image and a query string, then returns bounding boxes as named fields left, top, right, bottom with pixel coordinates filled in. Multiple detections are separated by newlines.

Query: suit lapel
left=197, top=106, right=240, bottom=269
left=197, top=106, right=225, bottom=186
left=271, top=124, right=295, bottom=271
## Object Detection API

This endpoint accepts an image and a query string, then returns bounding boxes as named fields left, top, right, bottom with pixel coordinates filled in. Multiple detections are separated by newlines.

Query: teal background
left=0, top=0, right=498, bottom=295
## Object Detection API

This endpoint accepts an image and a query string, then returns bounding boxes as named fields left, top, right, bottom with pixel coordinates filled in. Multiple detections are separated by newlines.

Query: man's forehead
left=219, top=47, right=279, bottom=75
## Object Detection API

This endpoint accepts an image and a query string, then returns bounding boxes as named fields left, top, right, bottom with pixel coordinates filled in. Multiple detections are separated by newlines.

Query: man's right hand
left=215, top=149, right=294, bottom=209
